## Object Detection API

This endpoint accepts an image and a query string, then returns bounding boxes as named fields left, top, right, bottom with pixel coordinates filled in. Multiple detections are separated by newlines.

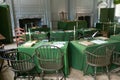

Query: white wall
left=13, top=0, right=49, bottom=27
left=6, top=0, right=103, bottom=30
left=0, top=0, right=3, bottom=3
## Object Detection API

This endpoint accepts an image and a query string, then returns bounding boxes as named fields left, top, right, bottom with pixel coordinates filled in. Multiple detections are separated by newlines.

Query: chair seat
left=12, top=62, right=35, bottom=72
left=40, top=62, right=63, bottom=71
left=87, top=58, right=110, bottom=67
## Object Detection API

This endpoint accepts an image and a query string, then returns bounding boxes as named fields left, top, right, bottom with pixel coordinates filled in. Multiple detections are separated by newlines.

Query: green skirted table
left=110, top=34, right=120, bottom=41
left=30, top=27, right=50, bottom=32
left=50, top=30, right=78, bottom=41
left=96, top=22, right=120, bottom=37
left=50, top=31, right=65, bottom=41
left=25, top=32, right=48, bottom=41
left=18, top=41, right=69, bottom=76
left=57, top=20, right=87, bottom=30
left=69, top=39, right=120, bottom=74
left=57, top=21, right=76, bottom=30
left=77, top=28, right=98, bottom=37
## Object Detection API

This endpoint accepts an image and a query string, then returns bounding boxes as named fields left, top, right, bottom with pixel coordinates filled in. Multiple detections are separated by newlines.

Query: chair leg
left=94, top=67, right=97, bottom=80
left=14, top=73, right=17, bottom=80
left=56, top=70, right=59, bottom=80
left=84, top=64, right=89, bottom=75
left=106, top=66, right=110, bottom=80
left=60, top=70, right=66, bottom=80
left=40, top=70, right=44, bottom=80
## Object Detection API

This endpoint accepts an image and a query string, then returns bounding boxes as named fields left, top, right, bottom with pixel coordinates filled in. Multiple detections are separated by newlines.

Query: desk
left=57, top=20, right=87, bottom=30
left=96, top=23, right=120, bottom=37
left=57, top=21, right=76, bottom=30
left=30, top=27, right=50, bottom=32
left=69, top=39, right=120, bottom=74
left=18, top=41, right=69, bottom=76
left=110, top=34, right=120, bottom=41
left=50, top=31, right=78, bottom=41
left=77, top=28, right=98, bottom=37
left=25, top=32, right=48, bottom=41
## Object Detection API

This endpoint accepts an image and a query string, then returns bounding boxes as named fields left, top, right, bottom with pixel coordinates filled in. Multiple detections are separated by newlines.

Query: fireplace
left=19, top=18, right=41, bottom=28
left=78, top=16, right=91, bottom=28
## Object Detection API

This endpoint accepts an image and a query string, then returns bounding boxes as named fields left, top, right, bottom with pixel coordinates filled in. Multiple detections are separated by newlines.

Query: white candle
left=74, top=26, right=75, bottom=40
left=50, top=22, right=52, bottom=31
left=25, top=24, right=27, bottom=32
left=76, top=21, right=78, bottom=29
left=114, top=24, right=116, bottom=35
left=28, top=28, right=31, bottom=41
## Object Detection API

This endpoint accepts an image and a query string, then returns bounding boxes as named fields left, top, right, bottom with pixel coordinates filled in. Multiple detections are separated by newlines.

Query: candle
left=25, top=24, right=27, bottom=32
left=114, top=24, right=116, bottom=35
left=50, top=22, right=52, bottom=31
left=74, top=26, right=75, bottom=40
left=76, top=21, right=78, bottom=29
left=28, top=28, right=31, bottom=41
left=103, top=24, right=104, bottom=31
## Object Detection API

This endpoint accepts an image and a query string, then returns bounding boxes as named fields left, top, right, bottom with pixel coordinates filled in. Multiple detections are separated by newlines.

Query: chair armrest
left=85, top=50, right=105, bottom=58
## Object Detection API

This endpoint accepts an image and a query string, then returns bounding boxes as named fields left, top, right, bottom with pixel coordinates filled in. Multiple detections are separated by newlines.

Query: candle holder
left=28, top=28, right=32, bottom=41
left=73, top=26, right=76, bottom=40
left=113, top=23, right=117, bottom=36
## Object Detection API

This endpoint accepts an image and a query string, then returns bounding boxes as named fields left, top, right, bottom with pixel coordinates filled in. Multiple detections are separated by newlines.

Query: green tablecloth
left=18, top=41, right=69, bottom=76
left=50, top=31, right=78, bottom=41
left=57, top=20, right=87, bottom=30
left=77, top=28, right=98, bottom=37
left=96, top=23, right=120, bottom=36
left=57, top=21, right=76, bottom=30
left=69, top=39, right=120, bottom=74
left=30, top=27, right=50, bottom=32
left=110, top=34, right=120, bottom=41
left=50, top=31, right=65, bottom=41
left=25, top=32, right=48, bottom=41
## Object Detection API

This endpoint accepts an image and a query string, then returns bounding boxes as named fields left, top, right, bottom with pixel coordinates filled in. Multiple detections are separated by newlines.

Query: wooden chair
left=15, top=27, right=26, bottom=46
left=0, top=48, right=16, bottom=72
left=4, top=49, right=36, bottom=80
left=84, top=44, right=115, bottom=80
left=35, top=45, right=66, bottom=80
left=112, top=51, right=120, bottom=74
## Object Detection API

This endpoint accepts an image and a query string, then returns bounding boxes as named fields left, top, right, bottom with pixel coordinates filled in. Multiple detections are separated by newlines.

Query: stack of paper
left=95, top=37, right=109, bottom=40
left=51, top=42, right=66, bottom=48
left=91, top=40, right=107, bottom=44
left=23, top=41, right=37, bottom=47
left=79, top=41, right=94, bottom=46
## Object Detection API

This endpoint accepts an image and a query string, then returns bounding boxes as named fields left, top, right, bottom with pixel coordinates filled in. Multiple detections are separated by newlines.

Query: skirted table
left=77, top=28, right=98, bottom=37
left=110, top=34, right=120, bottom=41
left=30, top=27, right=50, bottom=32
left=57, top=20, right=87, bottom=30
left=69, top=39, right=120, bottom=74
left=50, top=30, right=78, bottom=41
left=18, top=41, right=69, bottom=76
left=25, top=32, right=48, bottom=41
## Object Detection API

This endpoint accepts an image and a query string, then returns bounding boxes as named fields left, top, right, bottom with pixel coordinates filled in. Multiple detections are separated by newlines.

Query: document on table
left=90, top=40, right=107, bottom=44
left=23, top=41, right=37, bottom=47
left=51, top=42, right=66, bottom=48
left=95, top=37, right=109, bottom=40
left=79, top=41, right=94, bottom=46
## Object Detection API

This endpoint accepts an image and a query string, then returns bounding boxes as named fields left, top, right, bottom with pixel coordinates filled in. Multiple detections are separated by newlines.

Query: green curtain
left=114, top=0, right=120, bottom=4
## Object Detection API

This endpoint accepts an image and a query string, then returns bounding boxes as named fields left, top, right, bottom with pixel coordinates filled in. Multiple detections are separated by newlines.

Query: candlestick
left=28, top=28, right=31, bottom=41
left=103, top=24, right=104, bottom=31
left=50, top=22, right=52, bottom=31
left=114, top=24, right=116, bottom=35
left=74, top=26, right=76, bottom=40
left=76, top=21, right=78, bottom=29
left=25, top=24, right=27, bottom=32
